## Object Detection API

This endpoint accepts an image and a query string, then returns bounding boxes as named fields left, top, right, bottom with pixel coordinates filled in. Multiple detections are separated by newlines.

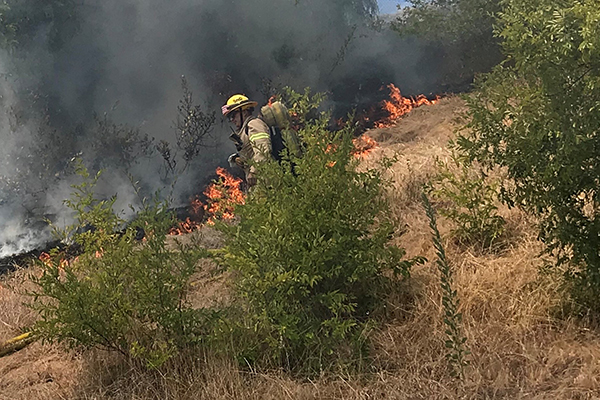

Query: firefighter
left=222, top=94, right=272, bottom=187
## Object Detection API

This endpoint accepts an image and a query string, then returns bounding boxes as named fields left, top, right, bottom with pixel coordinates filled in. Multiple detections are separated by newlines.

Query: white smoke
left=0, top=53, right=54, bottom=257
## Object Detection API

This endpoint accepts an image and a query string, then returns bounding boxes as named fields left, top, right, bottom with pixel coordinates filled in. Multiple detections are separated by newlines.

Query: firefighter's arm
left=247, top=119, right=272, bottom=174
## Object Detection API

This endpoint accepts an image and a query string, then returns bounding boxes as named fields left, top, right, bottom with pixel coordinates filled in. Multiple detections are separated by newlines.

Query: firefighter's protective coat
left=229, top=116, right=272, bottom=182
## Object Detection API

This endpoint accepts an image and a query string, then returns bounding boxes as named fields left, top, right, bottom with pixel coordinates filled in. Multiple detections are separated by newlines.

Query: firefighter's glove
left=228, top=153, right=240, bottom=168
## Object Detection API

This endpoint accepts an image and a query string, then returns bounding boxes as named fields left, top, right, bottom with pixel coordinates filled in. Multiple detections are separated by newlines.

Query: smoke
left=0, top=0, right=444, bottom=257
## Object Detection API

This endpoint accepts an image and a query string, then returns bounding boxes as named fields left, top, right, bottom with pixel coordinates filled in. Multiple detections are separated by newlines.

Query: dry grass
left=2, top=97, right=600, bottom=399
left=1, top=267, right=83, bottom=400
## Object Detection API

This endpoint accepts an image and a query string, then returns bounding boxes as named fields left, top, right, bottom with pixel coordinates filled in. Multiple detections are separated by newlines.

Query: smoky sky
left=0, top=0, right=444, bottom=257
left=39, top=0, right=436, bottom=129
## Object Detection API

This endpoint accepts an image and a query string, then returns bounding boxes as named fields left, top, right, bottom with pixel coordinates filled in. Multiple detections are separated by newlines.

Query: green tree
left=393, top=0, right=503, bottom=87
left=458, top=0, right=600, bottom=308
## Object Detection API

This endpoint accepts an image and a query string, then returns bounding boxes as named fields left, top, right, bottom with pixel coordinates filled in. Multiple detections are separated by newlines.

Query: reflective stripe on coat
left=229, top=116, right=273, bottom=178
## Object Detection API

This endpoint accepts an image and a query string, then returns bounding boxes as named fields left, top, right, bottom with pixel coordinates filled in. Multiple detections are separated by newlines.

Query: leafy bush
left=30, top=161, right=213, bottom=367
left=431, top=153, right=505, bottom=250
left=458, top=0, right=600, bottom=309
left=280, top=86, right=327, bottom=129
left=214, top=103, right=423, bottom=373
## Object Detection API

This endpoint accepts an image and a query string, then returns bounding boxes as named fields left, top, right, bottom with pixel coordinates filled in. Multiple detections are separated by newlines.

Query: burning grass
left=203, top=167, right=245, bottom=224
left=352, top=134, right=378, bottom=159
left=2, top=97, right=600, bottom=399
left=373, top=84, right=439, bottom=129
left=169, top=197, right=204, bottom=235
left=169, top=168, right=245, bottom=235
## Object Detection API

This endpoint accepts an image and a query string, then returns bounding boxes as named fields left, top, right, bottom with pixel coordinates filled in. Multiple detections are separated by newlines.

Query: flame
left=323, top=133, right=378, bottom=161
left=352, top=135, right=378, bottom=159
left=169, top=168, right=245, bottom=234
left=39, top=252, right=51, bottom=265
left=169, top=218, right=197, bottom=235
left=375, top=84, right=438, bottom=128
left=203, top=167, right=245, bottom=224
left=39, top=251, right=69, bottom=270
left=169, top=197, right=204, bottom=235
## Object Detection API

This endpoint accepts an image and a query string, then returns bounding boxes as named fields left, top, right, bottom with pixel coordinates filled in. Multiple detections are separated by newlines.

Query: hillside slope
left=1, top=97, right=599, bottom=399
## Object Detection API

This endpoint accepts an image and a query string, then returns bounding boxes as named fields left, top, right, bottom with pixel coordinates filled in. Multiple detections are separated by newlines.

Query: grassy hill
left=2, top=96, right=599, bottom=399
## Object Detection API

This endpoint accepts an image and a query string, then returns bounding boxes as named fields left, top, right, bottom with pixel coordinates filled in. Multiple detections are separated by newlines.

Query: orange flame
left=169, top=217, right=198, bottom=235
left=352, top=135, right=378, bottom=159
left=39, top=252, right=51, bottom=265
left=169, top=168, right=246, bottom=234
left=169, top=197, right=204, bottom=235
left=375, top=84, right=438, bottom=128
left=39, top=251, right=69, bottom=270
left=203, top=167, right=245, bottom=224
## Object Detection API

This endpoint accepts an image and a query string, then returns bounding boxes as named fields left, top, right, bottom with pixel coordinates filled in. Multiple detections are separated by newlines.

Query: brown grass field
left=2, top=97, right=599, bottom=399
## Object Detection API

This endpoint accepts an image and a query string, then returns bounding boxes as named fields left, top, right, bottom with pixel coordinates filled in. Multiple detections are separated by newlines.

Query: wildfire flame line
left=375, top=84, right=439, bottom=128
left=171, top=83, right=437, bottom=235
left=169, top=167, right=246, bottom=235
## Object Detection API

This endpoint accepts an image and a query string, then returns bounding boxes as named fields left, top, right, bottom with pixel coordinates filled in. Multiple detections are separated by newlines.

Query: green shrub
left=431, top=152, right=505, bottom=250
left=458, top=0, right=600, bottom=310
left=30, top=161, right=213, bottom=367
left=214, top=105, right=423, bottom=374
left=280, top=86, right=327, bottom=129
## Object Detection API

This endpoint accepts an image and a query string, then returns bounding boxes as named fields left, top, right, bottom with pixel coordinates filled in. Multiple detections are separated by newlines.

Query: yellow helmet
left=221, top=94, right=258, bottom=116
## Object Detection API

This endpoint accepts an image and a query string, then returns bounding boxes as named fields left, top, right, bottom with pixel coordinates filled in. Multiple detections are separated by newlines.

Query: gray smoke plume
left=0, top=0, right=443, bottom=257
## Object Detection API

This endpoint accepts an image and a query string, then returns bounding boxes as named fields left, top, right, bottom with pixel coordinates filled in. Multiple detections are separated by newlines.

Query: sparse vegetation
left=431, top=152, right=505, bottom=250
left=157, top=78, right=216, bottom=180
